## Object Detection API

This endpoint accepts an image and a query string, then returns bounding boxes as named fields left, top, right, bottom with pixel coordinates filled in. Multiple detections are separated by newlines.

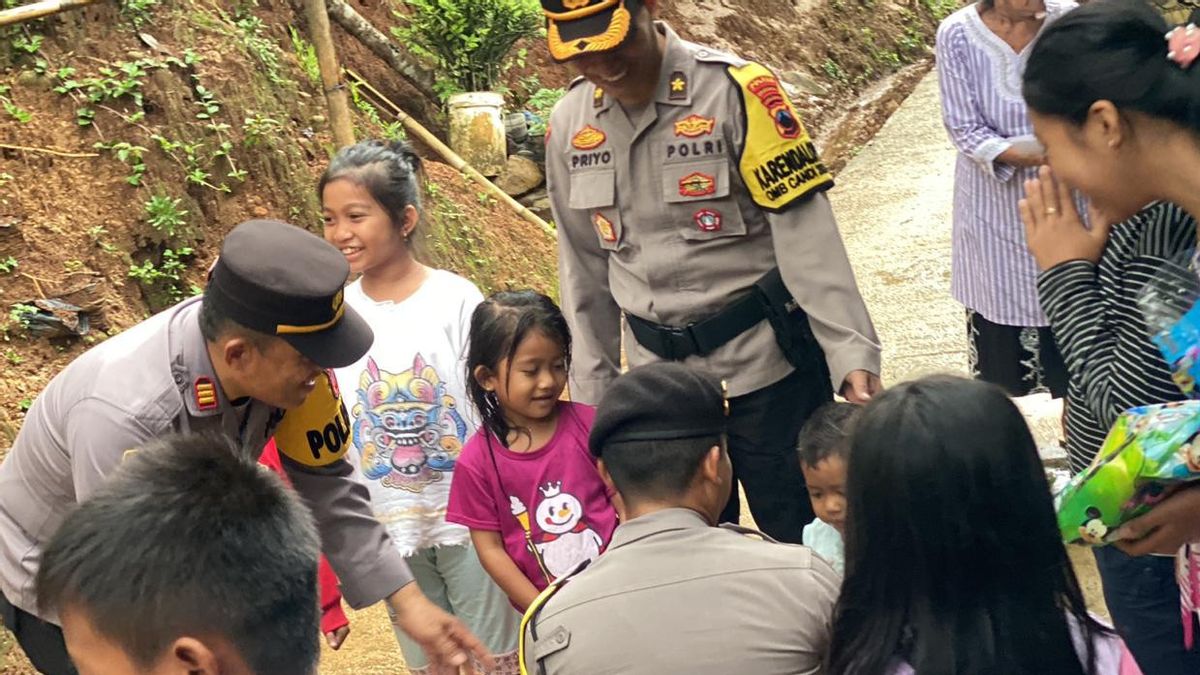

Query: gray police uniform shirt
left=522, top=508, right=840, bottom=674
left=0, top=297, right=411, bottom=620
left=548, top=22, right=881, bottom=402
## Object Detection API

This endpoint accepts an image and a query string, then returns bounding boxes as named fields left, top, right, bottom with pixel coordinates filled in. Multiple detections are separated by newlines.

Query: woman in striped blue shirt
left=936, top=0, right=1075, bottom=398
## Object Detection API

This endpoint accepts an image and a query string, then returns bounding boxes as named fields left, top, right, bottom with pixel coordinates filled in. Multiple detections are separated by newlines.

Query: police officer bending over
left=541, top=0, right=882, bottom=543
left=520, top=363, right=839, bottom=675
left=0, top=220, right=490, bottom=675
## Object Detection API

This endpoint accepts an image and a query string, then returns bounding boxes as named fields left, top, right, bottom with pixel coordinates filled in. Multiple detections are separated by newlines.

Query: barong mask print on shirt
left=352, top=355, right=468, bottom=492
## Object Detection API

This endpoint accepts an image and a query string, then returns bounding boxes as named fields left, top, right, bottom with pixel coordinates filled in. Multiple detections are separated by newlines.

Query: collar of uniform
left=177, top=299, right=229, bottom=418
left=654, top=22, right=694, bottom=107
left=606, top=507, right=709, bottom=551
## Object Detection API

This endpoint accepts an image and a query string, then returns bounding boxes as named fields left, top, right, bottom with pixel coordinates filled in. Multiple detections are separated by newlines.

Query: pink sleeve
left=446, top=435, right=502, bottom=531
left=1119, top=642, right=1143, bottom=675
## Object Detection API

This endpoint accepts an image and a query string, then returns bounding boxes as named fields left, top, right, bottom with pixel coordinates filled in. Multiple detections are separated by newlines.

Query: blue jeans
left=1094, top=546, right=1200, bottom=675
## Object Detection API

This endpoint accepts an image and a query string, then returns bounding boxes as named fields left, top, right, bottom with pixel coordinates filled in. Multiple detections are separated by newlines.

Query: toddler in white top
left=797, top=401, right=860, bottom=575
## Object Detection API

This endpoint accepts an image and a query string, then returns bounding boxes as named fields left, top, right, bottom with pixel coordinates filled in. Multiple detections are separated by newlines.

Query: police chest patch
left=694, top=209, right=722, bottom=232
left=679, top=172, right=716, bottom=198
left=572, top=125, right=606, bottom=151
left=273, top=371, right=350, bottom=467
left=674, top=114, right=715, bottom=138
left=728, top=62, right=833, bottom=212
left=593, top=212, right=617, bottom=242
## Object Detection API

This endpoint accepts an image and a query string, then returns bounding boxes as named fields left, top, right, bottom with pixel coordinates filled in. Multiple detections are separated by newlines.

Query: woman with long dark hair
left=1019, top=1, right=1200, bottom=669
left=827, top=376, right=1127, bottom=675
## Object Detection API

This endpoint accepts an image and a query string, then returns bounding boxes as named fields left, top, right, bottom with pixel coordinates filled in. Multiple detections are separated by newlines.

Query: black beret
left=206, top=219, right=372, bottom=368
left=589, top=363, right=729, bottom=456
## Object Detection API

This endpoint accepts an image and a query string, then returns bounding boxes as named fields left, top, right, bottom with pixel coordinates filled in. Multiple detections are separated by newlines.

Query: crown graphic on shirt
left=539, top=481, right=563, bottom=499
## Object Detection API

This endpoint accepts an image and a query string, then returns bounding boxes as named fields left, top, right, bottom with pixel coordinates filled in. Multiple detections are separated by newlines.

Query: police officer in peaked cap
left=540, top=0, right=883, bottom=543
left=0, top=220, right=492, bottom=674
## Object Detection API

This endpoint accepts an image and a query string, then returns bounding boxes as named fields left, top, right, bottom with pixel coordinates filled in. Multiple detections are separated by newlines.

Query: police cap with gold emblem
left=205, top=219, right=371, bottom=368
left=541, top=0, right=642, bottom=62
left=588, top=362, right=729, bottom=456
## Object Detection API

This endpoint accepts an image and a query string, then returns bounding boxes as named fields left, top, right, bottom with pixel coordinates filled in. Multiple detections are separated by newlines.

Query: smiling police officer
left=0, top=220, right=490, bottom=675
left=541, top=0, right=882, bottom=543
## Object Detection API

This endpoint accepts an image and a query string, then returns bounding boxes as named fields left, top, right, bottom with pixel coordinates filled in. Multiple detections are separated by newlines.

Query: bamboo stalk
left=0, top=0, right=97, bottom=26
left=345, top=69, right=556, bottom=241
left=304, top=0, right=356, bottom=148
left=325, top=0, right=438, bottom=103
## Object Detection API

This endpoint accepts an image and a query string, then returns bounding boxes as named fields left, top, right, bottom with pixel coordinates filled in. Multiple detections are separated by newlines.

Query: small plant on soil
left=94, top=141, right=149, bottom=186
left=243, top=112, right=283, bottom=147
left=289, top=27, right=320, bottom=89
left=234, top=13, right=288, bottom=87
left=4, top=348, right=22, bottom=366
left=120, top=0, right=158, bottom=27
left=129, top=246, right=195, bottom=307
left=392, top=0, right=543, bottom=99
left=144, top=194, right=188, bottom=237
left=18, top=398, right=31, bottom=412
left=0, top=256, right=16, bottom=274
left=0, top=85, right=32, bottom=124
left=7, top=304, right=37, bottom=332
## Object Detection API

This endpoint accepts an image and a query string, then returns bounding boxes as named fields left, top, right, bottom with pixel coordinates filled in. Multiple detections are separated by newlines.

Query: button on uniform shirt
left=0, top=297, right=412, bottom=621
left=520, top=508, right=840, bottom=674
left=548, top=22, right=880, bottom=403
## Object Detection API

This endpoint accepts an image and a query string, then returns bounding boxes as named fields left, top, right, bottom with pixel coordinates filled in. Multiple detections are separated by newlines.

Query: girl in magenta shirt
left=447, top=291, right=618, bottom=610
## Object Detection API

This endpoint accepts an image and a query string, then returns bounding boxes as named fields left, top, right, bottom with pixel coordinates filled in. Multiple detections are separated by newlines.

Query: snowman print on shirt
left=512, top=481, right=604, bottom=579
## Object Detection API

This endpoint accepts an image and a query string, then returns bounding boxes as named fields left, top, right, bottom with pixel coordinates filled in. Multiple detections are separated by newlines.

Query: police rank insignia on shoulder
left=273, top=370, right=350, bottom=468
left=728, top=62, right=833, bottom=212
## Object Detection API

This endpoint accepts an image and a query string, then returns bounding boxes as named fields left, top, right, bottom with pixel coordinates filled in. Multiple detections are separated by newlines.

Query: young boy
left=797, top=402, right=860, bottom=575
left=36, top=433, right=321, bottom=675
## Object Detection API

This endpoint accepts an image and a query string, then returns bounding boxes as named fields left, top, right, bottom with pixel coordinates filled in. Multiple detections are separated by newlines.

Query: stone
left=494, top=155, right=544, bottom=198
left=781, top=69, right=829, bottom=97
left=520, top=189, right=552, bottom=222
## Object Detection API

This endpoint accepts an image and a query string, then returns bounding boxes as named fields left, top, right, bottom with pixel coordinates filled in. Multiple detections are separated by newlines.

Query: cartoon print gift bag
left=1139, top=249, right=1200, bottom=397
left=1056, top=401, right=1200, bottom=546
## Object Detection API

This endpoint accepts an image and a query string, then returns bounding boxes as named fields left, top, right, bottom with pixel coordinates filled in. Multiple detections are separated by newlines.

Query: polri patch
left=593, top=212, right=617, bottom=243
left=694, top=209, right=722, bottom=232
left=679, top=172, right=716, bottom=198
left=674, top=114, right=715, bottom=138
left=572, top=124, right=607, bottom=151
left=194, top=377, right=218, bottom=411
left=669, top=71, right=688, bottom=100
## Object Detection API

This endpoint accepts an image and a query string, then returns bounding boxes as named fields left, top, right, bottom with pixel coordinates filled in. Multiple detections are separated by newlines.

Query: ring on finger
left=1045, top=207, right=1058, bottom=215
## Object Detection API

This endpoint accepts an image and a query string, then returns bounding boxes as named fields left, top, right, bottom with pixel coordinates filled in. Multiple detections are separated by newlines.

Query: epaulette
left=692, top=45, right=747, bottom=68
left=518, top=559, right=590, bottom=675
left=719, top=522, right=782, bottom=543
left=567, top=75, right=588, bottom=90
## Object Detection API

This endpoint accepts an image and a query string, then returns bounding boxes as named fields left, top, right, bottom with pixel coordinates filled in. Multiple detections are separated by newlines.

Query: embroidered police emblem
left=669, top=71, right=688, bottom=100
left=572, top=125, right=607, bottom=151
left=678, top=172, right=716, bottom=198
left=593, top=212, right=617, bottom=242
left=747, top=75, right=800, bottom=139
left=674, top=114, right=715, bottom=138
left=694, top=209, right=722, bottom=232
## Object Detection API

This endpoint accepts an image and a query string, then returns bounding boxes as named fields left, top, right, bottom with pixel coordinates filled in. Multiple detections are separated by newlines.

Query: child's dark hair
left=37, top=433, right=320, bottom=675
left=1024, top=0, right=1200, bottom=133
left=797, top=401, right=859, bottom=468
left=467, top=290, right=572, bottom=444
left=318, top=139, right=424, bottom=235
left=827, top=376, right=1109, bottom=675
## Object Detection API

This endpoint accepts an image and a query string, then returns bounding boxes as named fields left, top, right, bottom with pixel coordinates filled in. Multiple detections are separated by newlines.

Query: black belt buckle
left=661, top=323, right=700, bottom=360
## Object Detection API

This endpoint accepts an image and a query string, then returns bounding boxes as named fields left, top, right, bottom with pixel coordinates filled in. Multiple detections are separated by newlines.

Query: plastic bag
left=1056, top=401, right=1200, bottom=545
left=1137, top=249, right=1200, bottom=396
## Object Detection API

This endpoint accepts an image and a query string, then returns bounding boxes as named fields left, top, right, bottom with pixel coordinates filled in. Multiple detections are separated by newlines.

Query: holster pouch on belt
left=753, top=268, right=828, bottom=381
left=626, top=268, right=828, bottom=382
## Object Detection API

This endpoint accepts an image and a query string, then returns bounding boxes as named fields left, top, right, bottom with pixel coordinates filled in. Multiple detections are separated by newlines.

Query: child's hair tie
left=1166, top=23, right=1200, bottom=70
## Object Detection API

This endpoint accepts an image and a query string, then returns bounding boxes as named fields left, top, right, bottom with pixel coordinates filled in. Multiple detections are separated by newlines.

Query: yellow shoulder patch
left=273, top=371, right=351, bottom=468
left=728, top=62, right=833, bottom=212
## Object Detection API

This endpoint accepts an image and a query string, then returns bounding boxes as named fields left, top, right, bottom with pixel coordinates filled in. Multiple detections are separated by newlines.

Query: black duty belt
left=626, top=291, right=766, bottom=361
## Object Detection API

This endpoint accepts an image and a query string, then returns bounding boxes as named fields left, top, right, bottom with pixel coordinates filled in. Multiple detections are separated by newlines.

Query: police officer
left=0, top=220, right=489, bottom=675
left=541, top=0, right=882, bottom=543
left=519, top=363, right=839, bottom=674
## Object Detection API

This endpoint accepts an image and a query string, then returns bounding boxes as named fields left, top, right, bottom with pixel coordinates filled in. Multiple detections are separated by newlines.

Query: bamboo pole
left=304, top=0, right=356, bottom=148
left=326, top=0, right=438, bottom=103
left=345, top=69, right=557, bottom=241
left=0, top=0, right=97, bottom=26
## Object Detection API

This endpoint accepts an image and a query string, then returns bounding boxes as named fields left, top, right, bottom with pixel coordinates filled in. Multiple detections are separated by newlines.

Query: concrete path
left=828, top=71, right=1065, bottom=453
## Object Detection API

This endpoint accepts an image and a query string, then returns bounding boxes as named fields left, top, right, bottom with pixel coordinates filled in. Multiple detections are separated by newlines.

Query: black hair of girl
left=466, top=290, right=572, bottom=445
left=1024, top=0, right=1200, bottom=133
left=827, top=375, right=1109, bottom=675
left=318, top=139, right=424, bottom=235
